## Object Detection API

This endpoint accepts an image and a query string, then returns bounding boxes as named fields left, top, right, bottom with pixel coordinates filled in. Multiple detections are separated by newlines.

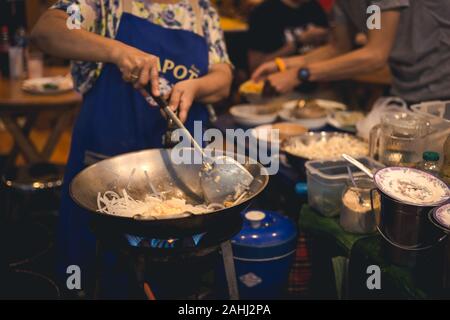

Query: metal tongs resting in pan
left=139, top=88, right=254, bottom=205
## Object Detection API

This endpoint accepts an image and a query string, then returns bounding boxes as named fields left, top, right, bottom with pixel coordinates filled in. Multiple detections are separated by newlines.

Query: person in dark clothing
left=247, top=0, right=329, bottom=72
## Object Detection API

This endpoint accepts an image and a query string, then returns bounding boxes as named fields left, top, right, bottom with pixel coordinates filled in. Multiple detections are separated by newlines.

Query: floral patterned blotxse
left=374, top=167, right=450, bottom=207
left=50, top=0, right=231, bottom=94
left=433, top=203, right=450, bottom=230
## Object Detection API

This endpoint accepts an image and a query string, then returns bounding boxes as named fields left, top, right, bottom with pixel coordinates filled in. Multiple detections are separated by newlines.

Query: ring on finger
left=130, top=73, right=139, bottom=81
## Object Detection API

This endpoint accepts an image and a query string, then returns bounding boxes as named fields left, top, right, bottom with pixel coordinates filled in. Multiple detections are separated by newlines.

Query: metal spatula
left=139, top=88, right=254, bottom=205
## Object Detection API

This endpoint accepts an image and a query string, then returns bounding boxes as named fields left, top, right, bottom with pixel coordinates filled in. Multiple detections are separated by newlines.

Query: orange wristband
left=274, top=57, right=287, bottom=72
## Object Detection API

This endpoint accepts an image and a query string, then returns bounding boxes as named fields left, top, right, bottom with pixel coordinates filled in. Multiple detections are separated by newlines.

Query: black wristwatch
left=297, top=67, right=311, bottom=82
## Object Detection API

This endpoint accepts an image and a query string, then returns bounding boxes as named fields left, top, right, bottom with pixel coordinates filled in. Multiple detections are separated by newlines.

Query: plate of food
left=281, top=131, right=368, bottom=172
left=22, top=75, right=74, bottom=95
left=239, top=80, right=267, bottom=104
left=230, top=104, right=279, bottom=127
left=251, top=122, right=308, bottom=146
left=327, top=111, right=365, bottom=133
left=279, top=99, right=347, bottom=129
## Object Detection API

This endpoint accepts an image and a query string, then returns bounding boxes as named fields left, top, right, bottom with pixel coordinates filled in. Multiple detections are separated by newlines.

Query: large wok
left=70, top=148, right=269, bottom=238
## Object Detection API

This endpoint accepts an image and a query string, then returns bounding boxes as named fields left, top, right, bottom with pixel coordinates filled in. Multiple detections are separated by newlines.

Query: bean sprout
left=97, top=189, right=224, bottom=218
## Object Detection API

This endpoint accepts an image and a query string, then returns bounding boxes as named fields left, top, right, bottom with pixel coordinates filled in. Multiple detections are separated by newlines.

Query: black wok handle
left=138, top=87, right=185, bottom=131
left=138, top=87, right=169, bottom=110
left=138, top=87, right=206, bottom=157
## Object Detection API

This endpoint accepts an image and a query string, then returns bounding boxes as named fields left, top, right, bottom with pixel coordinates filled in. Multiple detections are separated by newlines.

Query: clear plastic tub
left=305, top=157, right=384, bottom=217
left=411, top=101, right=450, bottom=165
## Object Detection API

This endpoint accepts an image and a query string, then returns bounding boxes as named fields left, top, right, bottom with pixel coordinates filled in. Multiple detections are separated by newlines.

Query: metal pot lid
left=373, top=167, right=450, bottom=207
left=430, top=203, right=450, bottom=233
left=232, top=210, right=297, bottom=248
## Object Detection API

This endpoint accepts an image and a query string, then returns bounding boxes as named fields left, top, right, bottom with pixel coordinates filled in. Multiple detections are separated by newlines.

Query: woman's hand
left=251, top=60, right=278, bottom=82
left=168, top=79, right=200, bottom=123
left=266, top=68, right=300, bottom=94
left=111, top=42, right=160, bottom=96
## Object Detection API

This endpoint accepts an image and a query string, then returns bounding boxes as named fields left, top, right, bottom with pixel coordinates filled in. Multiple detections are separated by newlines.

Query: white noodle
left=285, top=136, right=368, bottom=160
left=97, top=189, right=223, bottom=218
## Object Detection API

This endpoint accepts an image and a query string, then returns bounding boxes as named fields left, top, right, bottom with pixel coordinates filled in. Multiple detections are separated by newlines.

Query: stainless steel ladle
left=342, top=154, right=374, bottom=179
left=140, top=88, right=254, bottom=205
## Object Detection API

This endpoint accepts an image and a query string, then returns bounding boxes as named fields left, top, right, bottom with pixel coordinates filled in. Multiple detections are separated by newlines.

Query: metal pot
left=372, top=189, right=447, bottom=267
left=368, top=166, right=450, bottom=267
left=429, top=204, right=450, bottom=291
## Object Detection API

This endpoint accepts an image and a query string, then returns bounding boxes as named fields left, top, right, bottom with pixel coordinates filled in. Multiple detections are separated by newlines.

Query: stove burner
left=125, top=232, right=207, bottom=249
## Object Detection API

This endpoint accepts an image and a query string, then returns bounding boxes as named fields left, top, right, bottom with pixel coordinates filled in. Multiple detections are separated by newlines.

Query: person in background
left=31, top=0, right=232, bottom=297
left=252, top=0, right=450, bottom=105
left=247, top=0, right=329, bottom=73
left=317, top=0, right=334, bottom=13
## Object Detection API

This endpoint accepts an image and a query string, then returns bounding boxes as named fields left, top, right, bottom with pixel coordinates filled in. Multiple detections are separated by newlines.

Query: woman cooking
left=31, top=0, right=232, bottom=296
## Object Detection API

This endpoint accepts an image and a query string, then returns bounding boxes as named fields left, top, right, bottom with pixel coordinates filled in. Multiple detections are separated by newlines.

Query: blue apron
left=58, top=11, right=209, bottom=297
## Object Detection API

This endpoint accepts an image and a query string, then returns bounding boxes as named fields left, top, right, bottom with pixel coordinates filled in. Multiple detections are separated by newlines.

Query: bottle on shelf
left=419, top=151, right=440, bottom=177
left=14, top=27, right=27, bottom=48
left=14, top=26, right=28, bottom=71
left=0, top=26, right=11, bottom=78
left=9, top=26, right=27, bottom=79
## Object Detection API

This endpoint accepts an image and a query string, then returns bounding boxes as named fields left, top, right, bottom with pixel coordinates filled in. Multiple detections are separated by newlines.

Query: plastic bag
left=356, top=96, right=407, bottom=141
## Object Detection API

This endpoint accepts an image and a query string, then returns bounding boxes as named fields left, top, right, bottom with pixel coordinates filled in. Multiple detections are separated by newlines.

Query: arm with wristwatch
left=247, top=25, right=329, bottom=73
left=251, top=10, right=400, bottom=94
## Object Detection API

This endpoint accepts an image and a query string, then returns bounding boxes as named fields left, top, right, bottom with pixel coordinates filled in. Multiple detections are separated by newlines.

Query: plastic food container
left=411, top=101, right=450, bottom=164
left=305, top=157, right=384, bottom=217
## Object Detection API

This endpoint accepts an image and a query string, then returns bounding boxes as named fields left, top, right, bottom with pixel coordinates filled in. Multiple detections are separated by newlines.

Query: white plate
left=22, top=76, right=73, bottom=95
left=433, top=203, right=450, bottom=230
left=279, top=99, right=347, bottom=129
left=279, top=104, right=327, bottom=129
left=251, top=124, right=281, bottom=145
left=230, top=104, right=278, bottom=127
left=248, top=124, right=278, bottom=158
left=327, top=111, right=364, bottom=133
left=374, top=167, right=450, bottom=207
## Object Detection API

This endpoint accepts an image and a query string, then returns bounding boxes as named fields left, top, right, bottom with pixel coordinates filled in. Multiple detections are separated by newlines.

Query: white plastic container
left=411, top=101, right=450, bottom=165
left=305, top=157, right=384, bottom=217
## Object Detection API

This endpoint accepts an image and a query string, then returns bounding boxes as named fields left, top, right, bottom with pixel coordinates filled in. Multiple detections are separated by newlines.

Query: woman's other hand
left=111, top=43, right=160, bottom=96
left=168, top=79, right=200, bottom=123
left=266, top=68, right=300, bottom=94
left=251, top=60, right=278, bottom=82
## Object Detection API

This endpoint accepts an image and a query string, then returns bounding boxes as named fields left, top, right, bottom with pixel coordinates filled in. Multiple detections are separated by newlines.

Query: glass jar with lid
left=340, top=177, right=380, bottom=234
left=419, top=151, right=440, bottom=176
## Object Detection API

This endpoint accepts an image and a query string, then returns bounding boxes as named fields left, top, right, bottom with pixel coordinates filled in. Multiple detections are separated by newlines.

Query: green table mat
left=351, top=237, right=428, bottom=299
left=298, top=205, right=373, bottom=255
left=298, top=204, right=434, bottom=299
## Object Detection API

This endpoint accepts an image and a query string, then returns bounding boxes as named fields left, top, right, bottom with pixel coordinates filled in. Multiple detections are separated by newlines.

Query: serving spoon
left=342, top=154, right=374, bottom=179
left=139, top=88, right=254, bottom=205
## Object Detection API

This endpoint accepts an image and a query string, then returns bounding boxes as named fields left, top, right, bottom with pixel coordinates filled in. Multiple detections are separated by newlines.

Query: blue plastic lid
left=295, top=182, right=308, bottom=196
left=231, top=210, right=297, bottom=260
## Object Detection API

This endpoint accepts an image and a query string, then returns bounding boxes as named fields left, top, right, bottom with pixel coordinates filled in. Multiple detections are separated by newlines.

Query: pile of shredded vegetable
left=97, top=189, right=224, bottom=218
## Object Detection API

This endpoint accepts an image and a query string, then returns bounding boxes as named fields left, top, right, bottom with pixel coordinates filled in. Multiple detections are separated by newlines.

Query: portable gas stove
left=91, top=213, right=242, bottom=300
left=70, top=148, right=269, bottom=299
